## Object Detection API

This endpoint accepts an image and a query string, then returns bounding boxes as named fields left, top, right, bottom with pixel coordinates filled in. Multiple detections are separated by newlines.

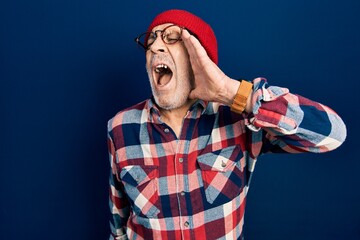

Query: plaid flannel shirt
left=107, top=78, right=346, bottom=240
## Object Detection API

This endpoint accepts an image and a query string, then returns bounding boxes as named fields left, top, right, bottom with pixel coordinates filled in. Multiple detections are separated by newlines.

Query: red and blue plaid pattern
left=108, top=78, right=346, bottom=240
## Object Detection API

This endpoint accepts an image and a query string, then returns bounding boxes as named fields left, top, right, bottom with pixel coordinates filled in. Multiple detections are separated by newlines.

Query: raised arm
left=181, top=29, right=346, bottom=156
left=246, top=78, right=347, bottom=156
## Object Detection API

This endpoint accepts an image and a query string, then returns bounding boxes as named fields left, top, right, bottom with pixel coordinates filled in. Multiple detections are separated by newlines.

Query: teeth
left=156, top=64, right=168, bottom=69
left=155, top=64, right=168, bottom=73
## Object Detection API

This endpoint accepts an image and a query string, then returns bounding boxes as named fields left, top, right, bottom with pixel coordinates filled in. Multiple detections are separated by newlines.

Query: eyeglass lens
left=138, top=25, right=182, bottom=49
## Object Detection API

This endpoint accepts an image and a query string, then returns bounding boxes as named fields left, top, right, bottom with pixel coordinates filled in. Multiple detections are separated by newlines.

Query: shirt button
left=184, top=221, right=189, bottom=227
left=180, top=191, right=185, bottom=196
left=164, top=128, right=170, bottom=133
left=179, top=158, right=183, bottom=163
left=221, top=161, right=226, bottom=167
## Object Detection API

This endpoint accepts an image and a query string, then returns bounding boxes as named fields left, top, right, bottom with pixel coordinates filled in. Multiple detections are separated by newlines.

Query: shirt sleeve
left=108, top=124, right=130, bottom=240
left=246, top=77, right=347, bottom=157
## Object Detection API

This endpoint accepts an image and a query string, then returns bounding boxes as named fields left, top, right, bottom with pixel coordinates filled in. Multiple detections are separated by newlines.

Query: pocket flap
left=197, top=146, right=242, bottom=172
left=120, top=165, right=158, bottom=186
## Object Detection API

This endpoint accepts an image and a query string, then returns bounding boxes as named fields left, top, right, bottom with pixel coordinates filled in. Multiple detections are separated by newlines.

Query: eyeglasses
left=135, top=24, right=184, bottom=50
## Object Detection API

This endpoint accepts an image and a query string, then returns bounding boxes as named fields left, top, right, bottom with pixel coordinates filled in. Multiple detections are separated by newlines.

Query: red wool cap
left=147, top=9, right=218, bottom=64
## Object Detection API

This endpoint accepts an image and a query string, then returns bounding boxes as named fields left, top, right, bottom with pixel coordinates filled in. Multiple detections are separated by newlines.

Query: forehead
left=151, top=23, right=174, bottom=32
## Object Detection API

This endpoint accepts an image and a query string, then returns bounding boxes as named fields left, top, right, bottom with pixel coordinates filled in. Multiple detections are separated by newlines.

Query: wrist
left=230, top=80, right=253, bottom=114
left=217, top=77, right=241, bottom=105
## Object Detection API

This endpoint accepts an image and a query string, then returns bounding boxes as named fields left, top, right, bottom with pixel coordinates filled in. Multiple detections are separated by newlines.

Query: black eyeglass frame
left=134, top=24, right=185, bottom=51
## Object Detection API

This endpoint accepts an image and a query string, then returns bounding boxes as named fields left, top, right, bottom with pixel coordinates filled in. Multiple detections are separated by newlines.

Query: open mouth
left=154, top=64, right=173, bottom=86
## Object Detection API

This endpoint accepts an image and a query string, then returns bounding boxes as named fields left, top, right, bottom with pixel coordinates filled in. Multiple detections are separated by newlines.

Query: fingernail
left=183, top=29, right=189, bottom=37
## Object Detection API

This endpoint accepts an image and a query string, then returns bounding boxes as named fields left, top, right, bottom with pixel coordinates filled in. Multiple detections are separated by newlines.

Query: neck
left=159, top=99, right=196, bottom=138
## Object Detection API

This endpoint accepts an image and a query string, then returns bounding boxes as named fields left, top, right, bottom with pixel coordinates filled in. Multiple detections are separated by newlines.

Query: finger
left=182, top=29, right=208, bottom=59
left=181, top=29, right=193, bottom=47
left=182, top=29, right=197, bottom=56
left=182, top=30, right=200, bottom=68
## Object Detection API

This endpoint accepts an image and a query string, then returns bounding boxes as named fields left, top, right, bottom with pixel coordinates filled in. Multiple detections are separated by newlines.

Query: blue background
left=1, top=0, right=359, bottom=239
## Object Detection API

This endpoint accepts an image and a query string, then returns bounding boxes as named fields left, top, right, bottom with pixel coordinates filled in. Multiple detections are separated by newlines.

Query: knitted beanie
left=147, top=9, right=218, bottom=64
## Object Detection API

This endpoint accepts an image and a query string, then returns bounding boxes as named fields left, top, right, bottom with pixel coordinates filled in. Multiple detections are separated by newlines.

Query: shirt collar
left=189, top=99, right=208, bottom=114
left=146, top=97, right=208, bottom=122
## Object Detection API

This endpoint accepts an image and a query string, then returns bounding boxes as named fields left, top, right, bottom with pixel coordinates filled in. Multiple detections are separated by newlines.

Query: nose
left=149, top=32, right=167, bottom=53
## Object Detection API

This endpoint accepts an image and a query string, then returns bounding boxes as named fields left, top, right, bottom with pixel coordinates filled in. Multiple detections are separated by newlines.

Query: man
left=107, top=9, right=346, bottom=240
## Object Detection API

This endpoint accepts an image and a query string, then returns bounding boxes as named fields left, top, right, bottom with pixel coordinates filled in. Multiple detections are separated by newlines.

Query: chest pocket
left=197, top=145, right=245, bottom=205
left=120, top=165, right=160, bottom=218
